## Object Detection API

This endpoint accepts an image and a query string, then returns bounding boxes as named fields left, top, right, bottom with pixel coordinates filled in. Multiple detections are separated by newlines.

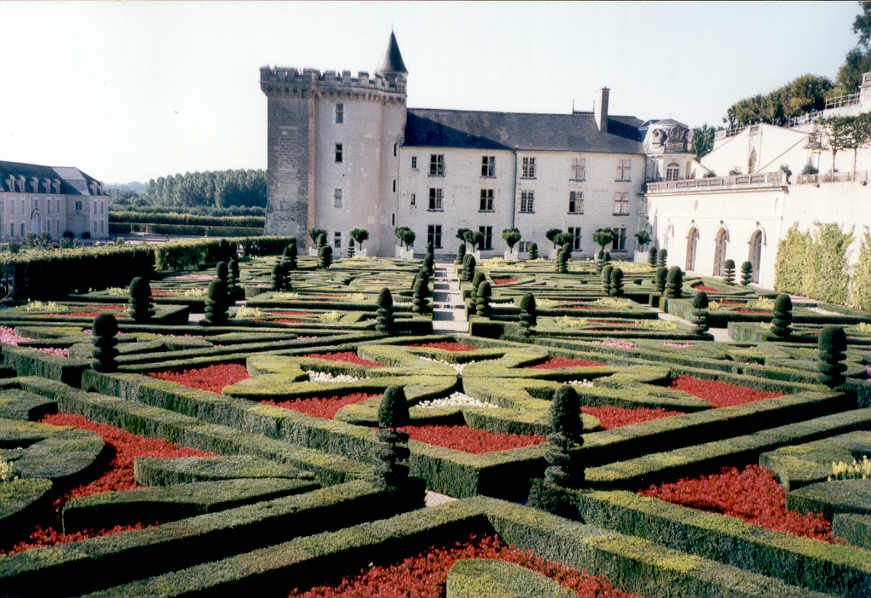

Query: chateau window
left=568, top=191, right=583, bottom=214
left=612, top=227, right=627, bottom=252
left=428, top=188, right=443, bottom=211
left=478, top=225, right=493, bottom=250
left=429, top=154, right=445, bottom=176
left=639, top=197, right=648, bottom=215
left=334, top=231, right=341, bottom=249
left=567, top=226, right=582, bottom=250
left=479, top=189, right=494, bottom=212
left=410, top=193, right=416, bottom=206
left=392, top=180, right=396, bottom=192
left=427, top=224, right=442, bottom=248
left=20, top=223, right=24, bottom=237
left=518, top=241, right=530, bottom=253
left=520, top=191, right=534, bottom=213
left=75, top=201, right=82, bottom=211
left=481, top=156, right=495, bottom=177
left=613, top=193, right=630, bottom=215
left=9, top=224, right=13, bottom=237
left=616, top=159, right=631, bottom=182
left=521, top=157, right=536, bottom=178
left=334, top=188, right=343, bottom=208
left=336, top=103, right=344, bottom=124
left=666, top=163, right=680, bottom=181
left=393, top=143, right=397, bottom=157
left=571, top=158, right=586, bottom=181
left=411, top=156, right=417, bottom=169
left=335, top=144, right=343, bottom=163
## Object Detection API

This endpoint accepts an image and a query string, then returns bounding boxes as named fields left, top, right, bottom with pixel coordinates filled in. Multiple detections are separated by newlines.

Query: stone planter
left=395, top=245, right=414, bottom=259
left=503, top=247, right=519, bottom=260
left=634, top=249, right=650, bottom=263
left=308, top=247, right=318, bottom=257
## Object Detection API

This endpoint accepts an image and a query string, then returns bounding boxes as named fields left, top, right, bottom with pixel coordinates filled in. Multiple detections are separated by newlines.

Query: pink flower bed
left=526, top=357, right=606, bottom=369
left=300, top=351, right=384, bottom=367
left=0, top=326, right=32, bottom=345
left=717, top=300, right=745, bottom=305
left=692, top=284, right=721, bottom=292
left=661, top=342, right=694, bottom=348
left=36, top=347, right=69, bottom=357
left=492, top=277, right=519, bottom=284
left=273, top=319, right=307, bottom=324
left=568, top=305, right=595, bottom=310
left=592, top=339, right=635, bottom=349
left=2, top=413, right=213, bottom=555
left=587, top=319, right=637, bottom=326
left=737, top=308, right=771, bottom=315
left=146, top=363, right=251, bottom=394
left=668, top=374, right=782, bottom=408
left=408, top=342, right=477, bottom=352
left=289, top=533, right=648, bottom=598
left=262, top=392, right=380, bottom=419
left=173, top=273, right=213, bottom=281
left=639, top=465, right=832, bottom=542
left=582, top=405, right=681, bottom=429
left=270, top=311, right=313, bottom=316
left=399, top=424, right=544, bottom=454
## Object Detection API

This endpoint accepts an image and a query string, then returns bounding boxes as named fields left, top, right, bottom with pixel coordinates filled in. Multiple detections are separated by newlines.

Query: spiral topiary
left=543, top=385, right=584, bottom=489
left=472, top=270, right=485, bottom=290
left=455, top=242, right=466, bottom=265
left=204, top=278, right=229, bottom=325
left=595, top=249, right=605, bottom=273
left=91, top=313, right=119, bottom=373
left=610, top=268, right=624, bottom=298
left=601, top=264, right=614, bottom=295
left=372, top=385, right=411, bottom=489
left=657, top=248, right=668, bottom=268
left=665, top=266, right=683, bottom=299
left=770, top=294, right=793, bottom=338
left=216, top=261, right=229, bottom=284
left=648, top=246, right=658, bottom=267
left=518, top=293, right=536, bottom=338
left=376, top=288, right=394, bottom=334
left=464, top=254, right=476, bottom=283
left=723, top=259, right=736, bottom=284
left=817, top=326, right=847, bottom=388
left=412, top=276, right=429, bottom=314
left=692, top=291, right=709, bottom=334
left=128, top=276, right=154, bottom=323
left=740, top=261, right=753, bottom=286
left=476, top=281, right=492, bottom=318
left=228, top=259, right=241, bottom=299
left=319, top=245, right=332, bottom=269
left=655, top=267, right=667, bottom=294
left=555, top=246, right=568, bottom=273
left=423, top=252, right=435, bottom=277
left=347, top=238, right=355, bottom=258
left=528, top=242, right=538, bottom=260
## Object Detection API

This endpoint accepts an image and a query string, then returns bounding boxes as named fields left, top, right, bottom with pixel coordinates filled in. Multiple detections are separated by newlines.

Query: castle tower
left=260, top=32, right=408, bottom=254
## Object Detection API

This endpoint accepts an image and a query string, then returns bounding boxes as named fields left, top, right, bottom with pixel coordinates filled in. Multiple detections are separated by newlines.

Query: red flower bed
left=273, top=319, right=307, bottom=324
left=289, top=533, right=647, bottom=598
left=738, top=308, right=772, bottom=315
left=262, top=392, right=379, bottom=419
left=639, top=465, right=832, bottom=542
left=309, top=294, right=346, bottom=298
left=2, top=413, right=213, bottom=554
left=527, top=357, right=605, bottom=369
left=300, top=351, right=383, bottom=367
left=717, top=299, right=745, bottom=305
left=399, top=424, right=544, bottom=454
left=568, top=305, right=594, bottom=310
left=491, top=277, right=519, bottom=284
left=151, top=289, right=174, bottom=295
left=588, top=319, right=637, bottom=326
left=147, top=363, right=251, bottom=394
left=668, top=374, right=782, bottom=408
left=408, top=341, right=476, bottom=352
left=270, top=311, right=313, bottom=316
left=65, top=311, right=103, bottom=318
left=582, top=405, right=681, bottom=429
left=692, top=284, right=721, bottom=292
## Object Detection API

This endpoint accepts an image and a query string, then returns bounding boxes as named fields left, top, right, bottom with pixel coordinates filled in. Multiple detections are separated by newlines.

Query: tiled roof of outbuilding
left=0, top=160, right=102, bottom=195
left=405, top=108, right=644, bottom=153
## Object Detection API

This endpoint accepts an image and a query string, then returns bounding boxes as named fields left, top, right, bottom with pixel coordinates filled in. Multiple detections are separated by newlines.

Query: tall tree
left=691, top=124, right=717, bottom=158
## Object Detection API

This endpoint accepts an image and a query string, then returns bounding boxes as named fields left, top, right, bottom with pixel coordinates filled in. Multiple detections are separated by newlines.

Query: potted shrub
left=634, top=229, right=651, bottom=262
left=350, top=227, right=369, bottom=257
left=307, top=228, right=326, bottom=256
left=502, top=228, right=521, bottom=260
left=545, top=228, right=563, bottom=259
left=394, top=227, right=415, bottom=259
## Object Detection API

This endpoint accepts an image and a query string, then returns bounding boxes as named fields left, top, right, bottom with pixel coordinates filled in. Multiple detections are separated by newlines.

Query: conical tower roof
left=378, top=31, right=407, bottom=74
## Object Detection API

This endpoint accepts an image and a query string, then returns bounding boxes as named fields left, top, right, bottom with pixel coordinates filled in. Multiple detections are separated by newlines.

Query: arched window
left=713, top=227, right=729, bottom=276
left=748, top=230, right=763, bottom=284
left=748, top=149, right=757, bottom=174
left=665, top=163, right=680, bottom=181
left=686, top=227, right=699, bottom=271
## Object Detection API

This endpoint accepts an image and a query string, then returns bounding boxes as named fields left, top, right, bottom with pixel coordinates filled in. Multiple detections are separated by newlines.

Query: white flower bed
left=305, top=370, right=361, bottom=383
left=567, top=379, right=594, bottom=387
left=418, top=356, right=466, bottom=374
left=415, top=392, right=496, bottom=409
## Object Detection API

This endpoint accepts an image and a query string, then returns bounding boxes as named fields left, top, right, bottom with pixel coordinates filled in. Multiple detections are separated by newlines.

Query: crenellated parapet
left=260, top=66, right=406, bottom=103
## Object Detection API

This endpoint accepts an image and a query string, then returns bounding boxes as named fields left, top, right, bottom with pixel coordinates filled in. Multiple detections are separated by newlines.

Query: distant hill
left=106, top=181, right=147, bottom=193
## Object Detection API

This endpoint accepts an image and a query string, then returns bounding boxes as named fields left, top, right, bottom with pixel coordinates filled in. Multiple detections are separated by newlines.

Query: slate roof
left=405, top=108, right=645, bottom=154
left=378, top=31, right=408, bottom=74
left=0, top=160, right=101, bottom=195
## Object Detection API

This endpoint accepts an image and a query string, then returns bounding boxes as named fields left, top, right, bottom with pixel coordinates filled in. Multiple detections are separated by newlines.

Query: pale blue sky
left=0, top=1, right=860, bottom=183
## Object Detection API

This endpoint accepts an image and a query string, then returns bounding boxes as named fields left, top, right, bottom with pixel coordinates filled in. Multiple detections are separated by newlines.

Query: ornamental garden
left=0, top=235, right=870, bottom=597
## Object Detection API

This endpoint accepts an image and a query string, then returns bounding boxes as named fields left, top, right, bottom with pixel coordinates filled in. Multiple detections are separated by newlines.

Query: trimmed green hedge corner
left=446, top=558, right=576, bottom=597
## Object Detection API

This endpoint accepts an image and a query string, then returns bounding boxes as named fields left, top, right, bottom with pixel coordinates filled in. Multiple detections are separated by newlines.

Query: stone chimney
left=594, top=87, right=609, bottom=132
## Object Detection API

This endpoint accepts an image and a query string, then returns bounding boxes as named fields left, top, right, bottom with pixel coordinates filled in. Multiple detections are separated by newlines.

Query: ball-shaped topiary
left=319, top=245, right=332, bottom=269
left=518, top=293, right=537, bottom=337
left=648, top=246, right=658, bottom=267
left=128, top=276, right=154, bottom=323
left=464, top=254, right=477, bottom=282
left=376, top=288, right=395, bottom=334
left=372, top=385, right=411, bottom=489
left=476, top=281, right=492, bottom=318
left=770, top=294, right=793, bottom=338
left=657, top=248, right=668, bottom=268
left=601, top=264, right=614, bottom=295
left=544, top=385, right=584, bottom=489
left=655, top=267, right=667, bottom=294
left=723, top=259, right=736, bottom=284
left=91, top=313, right=119, bottom=373
left=610, top=268, right=624, bottom=298
left=216, top=261, right=229, bottom=283
left=228, top=259, right=241, bottom=296
left=740, top=261, right=753, bottom=286
left=472, top=270, right=486, bottom=290
left=665, top=266, right=683, bottom=299
left=692, top=291, right=710, bottom=334
left=528, top=242, right=538, bottom=260
left=603, top=251, right=611, bottom=263
left=204, top=279, right=229, bottom=325
left=412, top=276, right=429, bottom=314
left=817, top=326, right=848, bottom=388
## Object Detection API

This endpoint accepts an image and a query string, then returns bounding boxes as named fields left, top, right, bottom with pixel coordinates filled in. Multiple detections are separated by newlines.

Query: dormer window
left=665, top=163, right=680, bottom=181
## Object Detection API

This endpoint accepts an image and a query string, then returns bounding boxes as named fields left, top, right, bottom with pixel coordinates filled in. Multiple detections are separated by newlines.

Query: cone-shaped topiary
left=655, top=267, right=667, bottom=294
left=319, top=245, right=332, bottom=269
left=723, top=259, right=736, bottom=284
left=601, top=265, right=614, bottom=295
left=423, top=252, right=435, bottom=277
left=657, top=248, right=668, bottom=268
left=347, top=238, right=355, bottom=258
left=228, top=258, right=241, bottom=300
left=412, top=276, right=429, bottom=314
left=469, top=271, right=486, bottom=316
left=648, top=246, right=658, bottom=267
left=204, top=279, right=229, bottom=325
left=455, top=243, right=466, bottom=265
left=595, top=249, right=605, bottom=273
left=817, top=326, right=847, bottom=388
left=544, top=385, right=584, bottom=489
left=216, top=261, right=229, bottom=284
left=378, top=385, right=410, bottom=429
left=665, top=266, right=683, bottom=298
left=528, top=242, right=538, bottom=260
left=692, top=291, right=709, bottom=334
left=740, top=261, right=753, bottom=286
left=518, top=293, right=537, bottom=338
left=128, top=276, right=154, bottom=323
left=771, top=294, right=793, bottom=338
left=604, top=251, right=611, bottom=263
left=372, top=386, right=412, bottom=489
left=476, top=281, right=492, bottom=318
left=610, top=268, right=624, bottom=297
left=286, top=242, right=298, bottom=270
left=91, top=313, right=119, bottom=373
left=272, top=260, right=290, bottom=291
left=376, top=288, right=394, bottom=334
